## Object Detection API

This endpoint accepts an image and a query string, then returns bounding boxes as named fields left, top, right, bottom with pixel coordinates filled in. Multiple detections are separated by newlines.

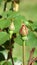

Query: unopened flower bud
left=9, top=22, right=15, bottom=31
left=19, top=24, right=28, bottom=36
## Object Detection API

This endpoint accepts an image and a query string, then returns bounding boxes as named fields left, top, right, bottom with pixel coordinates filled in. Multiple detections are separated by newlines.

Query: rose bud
left=19, top=24, right=28, bottom=36
left=9, top=22, right=15, bottom=31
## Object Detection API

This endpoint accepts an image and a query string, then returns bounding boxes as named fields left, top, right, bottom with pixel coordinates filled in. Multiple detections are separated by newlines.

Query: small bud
left=19, top=24, right=28, bottom=36
left=13, top=2, right=19, bottom=12
left=9, top=22, right=15, bottom=31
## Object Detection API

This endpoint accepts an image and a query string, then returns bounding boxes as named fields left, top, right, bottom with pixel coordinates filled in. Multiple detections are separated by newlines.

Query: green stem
left=9, top=31, right=14, bottom=65
left=22, top=37, right=26, bottom=65
left=10, top=48, right=14, bottom=65
left=7, top=48, right=14, bottom=65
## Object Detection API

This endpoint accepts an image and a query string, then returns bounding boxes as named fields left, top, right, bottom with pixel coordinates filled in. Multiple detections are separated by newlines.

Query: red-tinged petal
left=19, top=24, right=28, bottom=36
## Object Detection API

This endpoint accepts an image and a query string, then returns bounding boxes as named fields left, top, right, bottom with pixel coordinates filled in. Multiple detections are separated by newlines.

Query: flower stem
left=10, top=49, right=14, bottom=65
left=22, top=40, right=25, bottom=65
left=9, top=31, right=14, bottom=65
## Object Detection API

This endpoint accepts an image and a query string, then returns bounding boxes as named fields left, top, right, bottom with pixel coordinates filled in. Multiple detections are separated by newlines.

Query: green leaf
left=26, top=30, right=37, bottom=47
left=0, top=19, right=11, bottom=29
left=14, top=15, right=27, bottom=24
left=8, top=11, right=19, bottom=18
left=14, top=34, right=23, bottom=46
left=0, top=32, right=9, bottom=45
left=26, top=20, right=37, bottom=31
left=16, top=15, right=29, bottom=26
left=14, top=19, right=21, bottom=33
left=29, top=21, right=37, bottom=30
left=2, top=11, right=13, bottom=18
left=14, top=15, right=29, bottom=33
left=2, top=11, right=19, bottom=19
left=14, top=15, right=25, bottom=33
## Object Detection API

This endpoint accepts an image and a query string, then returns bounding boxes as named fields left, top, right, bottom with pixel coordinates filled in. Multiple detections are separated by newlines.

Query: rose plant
left=0, top=0, right=37, bottom=65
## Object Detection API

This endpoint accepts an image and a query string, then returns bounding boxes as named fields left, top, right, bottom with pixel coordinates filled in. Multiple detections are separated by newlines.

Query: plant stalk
left=22, top=40, right=25, bottom=65
left=9, top=31, right=14, bottom=65
left=10, top=48, right=14, bottom=65
left=7, top=48, right=14, bottom=65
